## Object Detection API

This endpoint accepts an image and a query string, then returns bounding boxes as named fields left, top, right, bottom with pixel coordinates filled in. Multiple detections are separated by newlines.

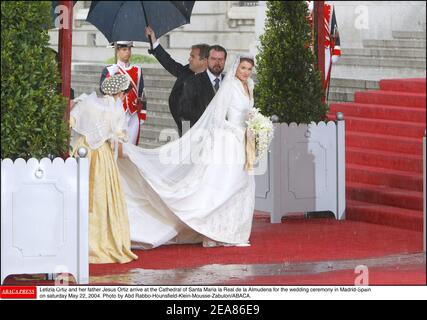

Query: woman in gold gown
left=70, top=74, right=138, bottom=264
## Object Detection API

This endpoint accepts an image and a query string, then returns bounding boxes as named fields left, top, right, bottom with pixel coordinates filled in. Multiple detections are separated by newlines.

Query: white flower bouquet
left=245, top=108, right=274, bottom=170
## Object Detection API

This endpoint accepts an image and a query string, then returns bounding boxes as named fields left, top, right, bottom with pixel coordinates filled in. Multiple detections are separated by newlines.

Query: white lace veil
left=70, top=92, right=127, bottom=151
left=121, top=54, right=254, bottom=193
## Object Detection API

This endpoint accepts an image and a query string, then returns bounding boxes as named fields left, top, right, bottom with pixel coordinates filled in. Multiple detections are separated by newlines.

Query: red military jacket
left=101, top=62, right=147, bottom=122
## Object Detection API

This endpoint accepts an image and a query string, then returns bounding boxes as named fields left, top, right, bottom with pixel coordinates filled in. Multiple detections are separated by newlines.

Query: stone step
left=144, top=113, right=177, bottom=127
left=138, top=138, right=163, bottom=149
left=141, top=66, right=175, bottom=77
left=354, top=90, right=426, bottom=109
left=71, top=84, right=101, bottom=96
left=143, top=73, right=178, bottom=81
left=346, top=199, right=423, bottom=232
left=145, top=88, right=172, bottom=100
left=147, top=110, right=174, bottom=119
left=363, top=39, right=426, bottom=49
left=72, top=63, right=173, bottom=75
left=72, top=80, right=175, bottom=95
left=146, top=97, right=170, bottom=106
left=72, top=63, right=105, bottom=74
left=72, top=73, right=101, bottom=84
left=71, top=81, right=100, bottom=89
left=140, top=126, right=179, bottom=142
left=71, top=88, right=172, bottom=112
left=71, top=71, right=176, bottom=84
left=144, top=78, right=176, bottom=88
left=147, top=101, right=170, bottom=113
left=326, top=91, right=354, bottom=103
left=329, top=78, right=379, bottom=90
left=343, top=47, right=426, bottom=59
left=331, top=65, right=426, bottom=81
left=328, top=87, right=362, bottom=96
left=379, top=78, right=427, bottom=94
left=71, top=84, right=171, bottom=100
left=392, top=31, right=426, bottom=40
left=140, top=127, right=163, bottom=141
left=336, top=56, right=426, bottom=69
left=73, top=64, right=176, bottom=76
left=143, top=123, right=177, bottom=131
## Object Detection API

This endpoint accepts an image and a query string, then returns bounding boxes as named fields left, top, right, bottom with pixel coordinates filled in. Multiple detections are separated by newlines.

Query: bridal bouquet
left=245, top=108, right=274, bottom=170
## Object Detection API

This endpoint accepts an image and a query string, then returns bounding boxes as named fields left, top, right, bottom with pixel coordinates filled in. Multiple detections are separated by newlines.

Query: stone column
left=249, top=1, right=266, bottom=59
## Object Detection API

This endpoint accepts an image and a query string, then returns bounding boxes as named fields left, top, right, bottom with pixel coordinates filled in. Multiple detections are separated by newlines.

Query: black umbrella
left=86, top=1, right=195, bottom=51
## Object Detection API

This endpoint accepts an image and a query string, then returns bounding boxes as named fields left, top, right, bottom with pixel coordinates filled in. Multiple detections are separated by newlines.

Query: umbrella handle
left=148, top=34, right=154, bottom=54
left=141, top=2, right=154, bottom=54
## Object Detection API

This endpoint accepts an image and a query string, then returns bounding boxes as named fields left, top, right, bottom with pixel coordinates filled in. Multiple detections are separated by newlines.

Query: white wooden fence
left=255, top=115, right=346, bottom=222
left=1, top=152, right=89, bottom=284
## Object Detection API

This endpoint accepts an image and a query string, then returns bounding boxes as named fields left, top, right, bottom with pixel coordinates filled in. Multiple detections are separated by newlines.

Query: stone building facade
left=48, top=1, right=426, bottom=148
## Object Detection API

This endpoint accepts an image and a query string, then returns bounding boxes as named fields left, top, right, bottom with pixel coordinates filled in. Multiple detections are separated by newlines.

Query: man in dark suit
left=145, top=26, right=209, bottom=136
left=179, top=45, right=227, bottom=129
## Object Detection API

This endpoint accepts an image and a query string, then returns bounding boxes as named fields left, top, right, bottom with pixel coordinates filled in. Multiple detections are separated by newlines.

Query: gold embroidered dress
left=70, top=92, right=138, bottom=264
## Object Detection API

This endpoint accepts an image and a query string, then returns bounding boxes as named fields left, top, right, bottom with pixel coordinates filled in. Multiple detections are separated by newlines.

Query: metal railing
left=230, top=1, right=258, bottom=7
left=238, top=1, right=259, bottom=6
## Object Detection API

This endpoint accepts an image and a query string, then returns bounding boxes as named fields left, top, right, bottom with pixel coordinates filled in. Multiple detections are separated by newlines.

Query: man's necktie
left=214, top=78, right=220, bottom=92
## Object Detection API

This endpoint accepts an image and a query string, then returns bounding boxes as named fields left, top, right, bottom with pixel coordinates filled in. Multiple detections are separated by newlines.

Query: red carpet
left=329, top=78, right=426, bottom=231
left=89, top=216, right=423, bottom=275
left=225, top=264, right=426, bottom=285
left=3, top=216, right=424, bottom=285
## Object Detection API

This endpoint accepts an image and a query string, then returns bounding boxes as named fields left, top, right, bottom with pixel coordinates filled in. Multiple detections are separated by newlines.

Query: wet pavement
left=89, top=252, right=426, bottom=285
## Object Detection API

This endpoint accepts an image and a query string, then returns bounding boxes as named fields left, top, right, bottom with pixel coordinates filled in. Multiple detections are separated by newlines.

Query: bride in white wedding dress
left=117, top=55, right=256, bottom=249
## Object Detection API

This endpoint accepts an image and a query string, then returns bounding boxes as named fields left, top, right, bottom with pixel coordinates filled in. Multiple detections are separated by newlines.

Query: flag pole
left=58, top=0, right=73, bottom=158
left=325, top=45, right=333, bottom=103
left=314, top=1, right=326, bottom=101
left=326, top=60, right=332, bottom=103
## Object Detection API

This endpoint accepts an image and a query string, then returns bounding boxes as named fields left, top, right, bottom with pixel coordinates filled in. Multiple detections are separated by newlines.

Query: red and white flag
left=307, top=1, right=342, bottom=89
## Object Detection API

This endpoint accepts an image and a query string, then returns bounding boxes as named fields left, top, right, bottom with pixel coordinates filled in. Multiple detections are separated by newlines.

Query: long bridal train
left=117, top=55, right=256, bottom=249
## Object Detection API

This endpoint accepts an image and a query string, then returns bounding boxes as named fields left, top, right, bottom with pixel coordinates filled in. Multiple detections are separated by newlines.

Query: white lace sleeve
left=70, top=92, right=125, bottom=150
left=212, top=82, right=246, bottom=143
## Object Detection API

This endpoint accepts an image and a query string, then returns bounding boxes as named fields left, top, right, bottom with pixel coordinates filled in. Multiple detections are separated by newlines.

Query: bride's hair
left=239, top=57, right=254, bottom=66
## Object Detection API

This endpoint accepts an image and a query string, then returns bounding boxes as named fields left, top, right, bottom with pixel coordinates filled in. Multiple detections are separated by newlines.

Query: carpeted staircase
left=329, top=78, right=426, bottom=231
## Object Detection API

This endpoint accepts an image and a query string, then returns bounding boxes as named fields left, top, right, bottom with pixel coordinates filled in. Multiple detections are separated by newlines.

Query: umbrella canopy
left=86, top=1, right=195, bottom=46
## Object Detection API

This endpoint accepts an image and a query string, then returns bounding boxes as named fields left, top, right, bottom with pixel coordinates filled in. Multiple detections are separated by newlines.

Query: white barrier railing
left=255, top=113, right=346, bottom=222
left=1, top=150, right=89, bottom=284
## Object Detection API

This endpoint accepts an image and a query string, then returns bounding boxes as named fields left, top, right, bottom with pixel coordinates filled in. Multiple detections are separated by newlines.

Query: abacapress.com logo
left=0, top=286, right=37, bottom=299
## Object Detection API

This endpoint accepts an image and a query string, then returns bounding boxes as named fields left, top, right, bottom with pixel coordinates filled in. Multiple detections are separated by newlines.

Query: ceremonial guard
left=100, top=41, right=146, bottom=145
